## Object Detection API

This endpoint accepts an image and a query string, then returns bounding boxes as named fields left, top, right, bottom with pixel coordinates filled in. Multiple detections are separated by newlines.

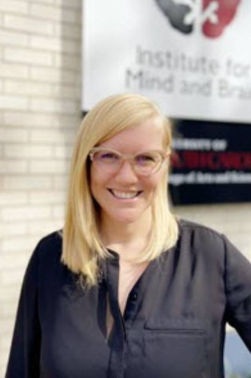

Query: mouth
left=108, top=189, right=142, bottom=199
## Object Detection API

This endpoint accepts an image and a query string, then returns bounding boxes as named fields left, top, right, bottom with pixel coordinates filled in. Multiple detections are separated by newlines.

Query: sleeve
left=5, top=244, right=41, bottom=378
left=224, top=236, right=251, bottom=351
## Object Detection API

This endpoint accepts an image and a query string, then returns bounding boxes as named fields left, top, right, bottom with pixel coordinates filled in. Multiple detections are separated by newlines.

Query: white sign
left=82, top=0, right=251, bottom=124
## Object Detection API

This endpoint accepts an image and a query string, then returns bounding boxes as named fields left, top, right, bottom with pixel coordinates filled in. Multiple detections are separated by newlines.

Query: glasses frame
left=89, top=147, right=170, bottom=176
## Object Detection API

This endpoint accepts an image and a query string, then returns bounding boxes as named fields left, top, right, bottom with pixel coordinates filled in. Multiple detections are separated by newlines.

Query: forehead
left=99, top=117, right=164, bottom=152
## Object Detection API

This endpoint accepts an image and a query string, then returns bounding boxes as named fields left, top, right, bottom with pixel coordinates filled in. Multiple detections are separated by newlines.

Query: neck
left=100, top=211, right=152, bottom=261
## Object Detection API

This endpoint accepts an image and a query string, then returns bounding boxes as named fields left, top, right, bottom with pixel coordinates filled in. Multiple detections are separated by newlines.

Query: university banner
left=169, top=120, right=251, bottom=204
left=82, top=0, right=251, bottom=123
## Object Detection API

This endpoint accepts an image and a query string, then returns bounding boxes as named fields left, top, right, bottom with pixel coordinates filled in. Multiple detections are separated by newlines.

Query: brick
left=4, top=79, right=52, bottom=97
left=30, top=128, right=75, bottom=144
left=0, top=286, right=20, bottom=303
left=0, top=11, right=3, bottom=25
left=35, top=0, right=56, bottom=3
left=52, top=204, right=64, bottom=218
left=54, top=145, right=73, bottom=158
left=0, top=78, right=3, bottom=91
left=53, top=175, right=68, bottom=190
left=2, top=176, right=52, bottom=190
left=4, top=47, right=53, bottom=66
left=0, top=0, right=28, bottom=14
left=0, top=368, right=5, bottom=378
left=29, top=190, right=65, bottom=204
left=54, top=23, right=81, bottom=40
left=0, top=222, right=27, bottom=237
left=1, top=235, right=38, bottom=254
left=0, top=347, right=10, bottom=367
left=1, top=329, right=13, bottom=346
left=1, top=319, right=16, bottom=338
left=27, top=220, right=63, bottom=235
left=0, top=192, right=28, bottom=206
left=0, top=41, right=3, bottom=55
left=29, top=159, right=68, bottom=174
left=30, top=66, right=78, bottom=84
left=1, top=268, right=24, bottom=286
left=50, top=84, right=80, bottom=99
left=0, top=160, right=28, bottom=174
left=54, top=52, right=81, bottom=71
left=30, top=4, right=77, bottom=23
left=2, top=206, right=51, bottom=223
left=4, top=144, right=54, bottom=159
left=0, top=62, right=29, bottom=79
left=4, top=14, right=54, bottom=35
left=30, top=98, right=78, bottom=114
left=0, top=95, right=28, bottom=110
left=31, top=0, right=55, bottom=4
left=30, top=35, right=79, bottom=54
left=1, top=252, right=29, bottom=269
left=0, top=30, right=29, bottom=47
left=0, top=128, right=29, bottom=143
left=3, top=112, right=81, bottom=128
left=54, top=0, right=82, bottom=9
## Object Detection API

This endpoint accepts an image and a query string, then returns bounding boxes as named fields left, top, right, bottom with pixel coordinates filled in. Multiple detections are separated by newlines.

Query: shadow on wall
left=225, top=331, right=251, bottom=378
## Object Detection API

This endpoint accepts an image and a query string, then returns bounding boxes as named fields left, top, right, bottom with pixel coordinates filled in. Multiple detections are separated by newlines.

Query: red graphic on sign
left=155, top=0, right=242, bottom=38
left=203, top=0, right=241, bottom=38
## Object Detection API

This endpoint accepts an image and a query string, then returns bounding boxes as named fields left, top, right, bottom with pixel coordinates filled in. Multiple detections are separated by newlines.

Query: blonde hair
left=62, top=93, right=178, bottom=286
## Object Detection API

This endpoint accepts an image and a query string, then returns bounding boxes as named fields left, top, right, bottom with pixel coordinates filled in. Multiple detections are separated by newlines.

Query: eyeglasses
left=89, top=147, right=169, bottom=176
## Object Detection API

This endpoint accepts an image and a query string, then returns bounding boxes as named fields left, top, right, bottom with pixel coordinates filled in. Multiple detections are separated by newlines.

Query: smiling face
left=90, top=117, right=167, bottom=227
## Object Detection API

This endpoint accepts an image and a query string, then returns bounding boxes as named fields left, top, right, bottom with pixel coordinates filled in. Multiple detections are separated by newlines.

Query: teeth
left=111, top=190, right=140, bottom=199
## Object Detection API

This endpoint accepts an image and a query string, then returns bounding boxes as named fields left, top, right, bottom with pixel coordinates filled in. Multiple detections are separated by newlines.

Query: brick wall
left=0, top=1, right=250, bottom=376
left=0, top=0, right=82, bottom=375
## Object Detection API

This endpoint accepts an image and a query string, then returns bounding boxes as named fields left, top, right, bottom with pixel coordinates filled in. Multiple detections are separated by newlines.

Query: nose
left=114, top=159, right=138, bottom=183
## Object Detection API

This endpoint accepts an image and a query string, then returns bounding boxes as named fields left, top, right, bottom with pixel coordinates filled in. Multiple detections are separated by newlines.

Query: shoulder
left=177, top=218, right=228, bottom=262
left=177, top=218, right=250, bottom=269
left=20, top=231, right=63, bottom=290
left=35, top=230, right=62, bottom=254
left=28, top=230, right=63, bottom=271
left=178, top=218, right=224, bottom=243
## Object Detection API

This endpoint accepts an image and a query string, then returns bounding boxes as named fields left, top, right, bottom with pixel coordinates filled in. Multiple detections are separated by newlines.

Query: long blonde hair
left=62, top=93, right=178, bottom=286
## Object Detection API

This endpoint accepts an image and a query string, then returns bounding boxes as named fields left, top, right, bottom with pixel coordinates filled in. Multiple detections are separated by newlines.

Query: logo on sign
left=155, top=0, right=241, bottom=38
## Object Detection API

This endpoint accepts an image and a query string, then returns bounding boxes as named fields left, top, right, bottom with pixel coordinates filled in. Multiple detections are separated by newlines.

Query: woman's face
left=90, top=117, right=167, bottom=225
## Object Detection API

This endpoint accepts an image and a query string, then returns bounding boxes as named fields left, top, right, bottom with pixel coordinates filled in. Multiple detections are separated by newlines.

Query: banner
left=82, top=0, right=251, bottom=123
left=169, top=120, right=251, bottom=204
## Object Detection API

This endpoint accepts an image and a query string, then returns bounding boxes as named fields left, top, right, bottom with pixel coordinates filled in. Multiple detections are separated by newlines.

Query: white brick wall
left=0, top=0, right=82, bottom=375
left=0, top=1, right=250, bottom=377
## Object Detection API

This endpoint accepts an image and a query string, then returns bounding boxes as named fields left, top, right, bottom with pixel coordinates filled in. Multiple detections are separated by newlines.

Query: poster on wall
left=169, top=120, right=251, bottom=204
left=82, top=0, right=251, bottom=123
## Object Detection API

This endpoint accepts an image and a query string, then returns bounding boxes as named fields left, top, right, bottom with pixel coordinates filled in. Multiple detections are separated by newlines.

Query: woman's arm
left=5, top=245, right=41, bottom=378
left=224, top=236, right=251, bottom=351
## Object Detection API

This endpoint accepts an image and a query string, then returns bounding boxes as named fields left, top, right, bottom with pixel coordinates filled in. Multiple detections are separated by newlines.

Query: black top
left=5, top=220, right=251, bottom=378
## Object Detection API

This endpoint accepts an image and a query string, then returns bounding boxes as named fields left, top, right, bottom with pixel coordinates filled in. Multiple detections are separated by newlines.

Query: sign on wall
left=82, top=0, right=251, bottom=123
left=169, top=121, right=251, bottom=204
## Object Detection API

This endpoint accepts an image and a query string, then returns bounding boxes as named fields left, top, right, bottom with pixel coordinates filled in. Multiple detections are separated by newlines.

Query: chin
left=107, top=207, right=149, bottom=224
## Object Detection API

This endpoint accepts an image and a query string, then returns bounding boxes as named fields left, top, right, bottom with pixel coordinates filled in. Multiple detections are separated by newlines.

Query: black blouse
left=5, top=220, right=251, bottom=378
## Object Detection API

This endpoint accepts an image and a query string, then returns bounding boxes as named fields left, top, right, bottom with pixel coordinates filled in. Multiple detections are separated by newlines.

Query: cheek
left=90, top=167, right=101, bottom=198
left=90, top=166, right=111, bottom=198
left=142, top=174, right=163, bottom=195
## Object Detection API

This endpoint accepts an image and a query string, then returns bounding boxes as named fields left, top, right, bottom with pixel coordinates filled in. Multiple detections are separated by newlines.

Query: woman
left=6, top=93, right=251, bottom=378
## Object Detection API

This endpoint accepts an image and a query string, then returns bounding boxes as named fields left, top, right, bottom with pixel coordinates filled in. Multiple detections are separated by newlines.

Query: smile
left=108, top=189, right=142, bottom=199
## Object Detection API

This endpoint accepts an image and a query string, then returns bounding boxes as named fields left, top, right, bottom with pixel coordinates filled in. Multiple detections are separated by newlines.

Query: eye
left=135, top=153, right=157, bottom=166
left=95, top=150, right=120, bottom=163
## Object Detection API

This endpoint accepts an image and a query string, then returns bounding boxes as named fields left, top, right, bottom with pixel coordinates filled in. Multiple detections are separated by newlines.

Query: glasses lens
left=92, top=150, right=120, bottom=165
left=134, top=152, right=162, bottom=175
